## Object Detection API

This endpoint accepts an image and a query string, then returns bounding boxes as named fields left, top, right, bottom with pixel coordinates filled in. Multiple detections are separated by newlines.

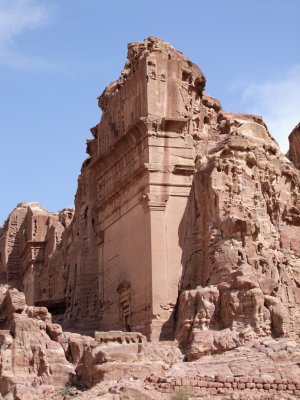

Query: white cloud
left=240, top=65, right=300, bottom=152
left=0, top=0, right=52, bottom=68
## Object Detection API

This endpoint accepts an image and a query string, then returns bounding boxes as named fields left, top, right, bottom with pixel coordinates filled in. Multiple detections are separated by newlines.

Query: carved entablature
left=91, top=120, right=148, bottom=172
left=91, top=120, right=149, bottom=209
left=96, top=162, right=146, bottom=207
left=140, top=192, right=169, bottom=212
left=173, top=164, right=195, bottom=176
left=96, top=172, right=148, bottom=230
left=91, top=37, right=206, bottom=233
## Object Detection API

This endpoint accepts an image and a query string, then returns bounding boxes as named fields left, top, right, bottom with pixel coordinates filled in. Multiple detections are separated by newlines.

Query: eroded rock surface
left=0, top=37, right=300, bottom=399
left=175, top=116, right=300, bottom=359
left=0, top=287, right=74, bottom=399
left=2, top=288, right=299, bottom=399
left=0, top=287, right=182, bottom=399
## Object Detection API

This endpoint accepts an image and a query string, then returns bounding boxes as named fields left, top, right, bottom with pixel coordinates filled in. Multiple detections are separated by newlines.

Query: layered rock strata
left=0, top=37, right=299, bottom=364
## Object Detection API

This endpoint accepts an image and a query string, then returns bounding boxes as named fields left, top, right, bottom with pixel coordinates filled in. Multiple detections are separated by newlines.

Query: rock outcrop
left=287, top=122, right=300, bottom=169
left=0, top=37, right=300, bottom=399
left=175, top=116, right=300, bottom=359
left=0, top=286, right=182, bottom=399
left=0, top=286, right=74, bottom=399
left=3, top=287, right=299, bottom=399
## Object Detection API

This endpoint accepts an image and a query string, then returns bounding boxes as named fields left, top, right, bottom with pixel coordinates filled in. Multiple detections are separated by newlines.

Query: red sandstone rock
left=287, top=122, right=300, bottom=169
left=2, top=38, right=300, bottom=350
left=0, top=37, right=300, bottom=399
left=0, top=287, right=75, bottom=398
left=175, top=115, right=300, bottom=358
left=0, top=202, right=74, bottom=308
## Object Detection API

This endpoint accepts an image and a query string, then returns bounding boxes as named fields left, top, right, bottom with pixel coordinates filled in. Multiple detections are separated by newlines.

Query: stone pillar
left=140, top=193, right=171, bottom=340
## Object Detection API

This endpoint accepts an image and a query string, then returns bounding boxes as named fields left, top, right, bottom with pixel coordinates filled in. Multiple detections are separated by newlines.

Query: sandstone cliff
left=0, top=37, right=300, bottom=399
left=176, top=115, right=300, bottom=359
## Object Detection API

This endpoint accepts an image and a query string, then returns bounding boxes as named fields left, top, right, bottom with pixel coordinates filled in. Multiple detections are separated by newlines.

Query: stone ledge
left=146, top=374, right=300, bottom=396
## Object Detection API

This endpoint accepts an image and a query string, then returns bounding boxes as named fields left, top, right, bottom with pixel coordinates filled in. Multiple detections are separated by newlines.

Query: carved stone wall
left=1, top=37, right=300, bottom=348
left=0, top=204, right=28, bottom=285
left=90, top=38, right=207, bottom=339
left=0, top=203, right=73, bottom=306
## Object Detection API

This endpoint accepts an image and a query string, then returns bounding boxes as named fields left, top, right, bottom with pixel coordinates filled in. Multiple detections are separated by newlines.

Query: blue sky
left=0, top=0, right=299, bottom=224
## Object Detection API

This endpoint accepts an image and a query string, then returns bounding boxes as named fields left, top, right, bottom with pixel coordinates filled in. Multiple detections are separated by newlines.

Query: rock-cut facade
left=1, top=37, right=300, bottom=351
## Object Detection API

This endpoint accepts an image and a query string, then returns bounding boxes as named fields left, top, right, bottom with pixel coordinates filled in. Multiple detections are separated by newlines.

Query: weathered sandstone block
left=0, top=287, right=74, bottom=398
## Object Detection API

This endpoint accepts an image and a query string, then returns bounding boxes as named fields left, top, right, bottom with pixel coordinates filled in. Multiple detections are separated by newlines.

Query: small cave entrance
left=35, top=299, right=66, bottom=315
left=116, top=280, right=131, bottom=332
